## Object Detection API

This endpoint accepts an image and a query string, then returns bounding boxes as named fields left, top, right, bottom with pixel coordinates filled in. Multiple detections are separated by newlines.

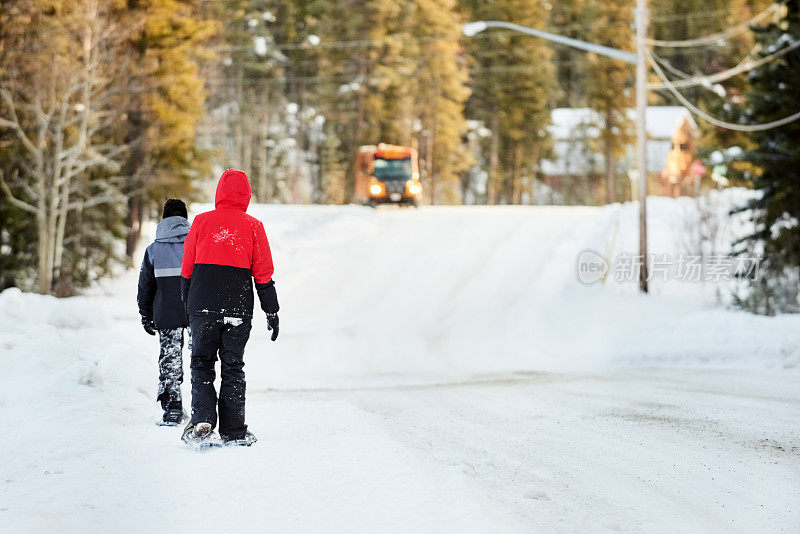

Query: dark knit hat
left=162, top=198, right=188, bottom=220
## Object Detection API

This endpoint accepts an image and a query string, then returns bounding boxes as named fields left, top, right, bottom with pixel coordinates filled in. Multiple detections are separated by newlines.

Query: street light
left=461, top=21, right=487, bottom=37
left=462, top=20, right=637, bottom=63
left=463, top=4, right=650, bottom=292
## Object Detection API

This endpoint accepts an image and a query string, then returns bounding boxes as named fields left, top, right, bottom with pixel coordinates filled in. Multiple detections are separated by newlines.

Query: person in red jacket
left=179, top=169, right=279, bottom=446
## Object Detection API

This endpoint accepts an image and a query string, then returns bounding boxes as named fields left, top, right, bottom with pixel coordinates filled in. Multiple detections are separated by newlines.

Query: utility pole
left=635, top=0, right=649, bottom=292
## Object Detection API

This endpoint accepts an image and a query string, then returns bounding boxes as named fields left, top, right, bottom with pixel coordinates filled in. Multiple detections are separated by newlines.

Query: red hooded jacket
left=181, top=169, right=278, bottom=318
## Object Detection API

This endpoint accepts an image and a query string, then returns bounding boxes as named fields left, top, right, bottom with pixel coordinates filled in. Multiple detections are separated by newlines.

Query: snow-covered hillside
left=1, top=194, right=798, bottom=532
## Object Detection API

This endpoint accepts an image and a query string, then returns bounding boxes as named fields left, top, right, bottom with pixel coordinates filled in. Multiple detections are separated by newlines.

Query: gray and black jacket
left=137, top=216, right=191, bottom=329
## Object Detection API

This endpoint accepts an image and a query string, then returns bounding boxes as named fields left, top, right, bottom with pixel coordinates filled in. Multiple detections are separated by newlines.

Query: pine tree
left=650, top=0, right=773, bottom=185
left=225, top=0, right=311, bottom=203
left=0, top=0, right=135, bottom=293
left=319, top=119, right=347, bottom=204
left=548, top=0, right=591, bottom=108
left=737, top=0, right=800, bottom=314
left=124, top=0, right=217, bottom=257
left=408, top=0, right=470, bottom=204
left=461, top=0, right=557, bottom=204
left=306, top=0, right=417, bottom=201
left=584, top=0, right=634, bottom=204
left=0, top=1, right=37, bottom=289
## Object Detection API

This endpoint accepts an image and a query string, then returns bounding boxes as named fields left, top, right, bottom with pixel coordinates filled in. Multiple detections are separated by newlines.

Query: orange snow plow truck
left=354, top=144, right=422, bottom=207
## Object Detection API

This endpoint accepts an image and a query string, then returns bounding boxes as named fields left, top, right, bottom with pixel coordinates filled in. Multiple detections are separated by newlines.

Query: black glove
left=141, top=316, right=157, bottom=336
left=256, top=280, right=279, bottom=315
left=266, top=313, right=279, bottom=341
left=181, top=277, right=191, bottom=319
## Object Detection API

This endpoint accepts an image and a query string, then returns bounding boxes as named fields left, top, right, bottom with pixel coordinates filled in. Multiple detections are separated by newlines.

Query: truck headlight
left=406, top=180, right=422, bottom=196
left=370, top=183, right=384, bottom=196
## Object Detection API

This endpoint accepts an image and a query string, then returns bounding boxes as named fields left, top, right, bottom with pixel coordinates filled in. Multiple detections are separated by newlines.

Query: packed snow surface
left=1, top=193, right=798, bottom=532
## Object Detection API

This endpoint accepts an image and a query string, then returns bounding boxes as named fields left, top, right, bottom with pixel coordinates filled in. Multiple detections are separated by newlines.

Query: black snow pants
left=157, top=328, right=184, bottom=410
left=189, top=315, right=251, bottom=440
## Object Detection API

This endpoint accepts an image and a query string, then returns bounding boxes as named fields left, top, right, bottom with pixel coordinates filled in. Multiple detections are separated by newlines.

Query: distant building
left=540, top=106, right=699, bottom=201
left=659, top=110, right=701, bottom=198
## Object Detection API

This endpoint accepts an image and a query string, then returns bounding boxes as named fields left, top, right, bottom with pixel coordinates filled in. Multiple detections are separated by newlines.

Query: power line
left=649, top=45, right=757, bottom=81
left=647, top=50, right=800, bottom=132
left=199, top=59, right=591, bottom=90
left=212, top=32, right=457, bottom=53
left=649, top=5, right=765, bottom=24
left=213, top=28, right=755, bottom=58
left=200, top=0, right=759, bottom=27
left=213, top=25, right=603, bottom=54
left=648, top=38, right=800, bottom=90
left=647, top=3, right=781, bottom=48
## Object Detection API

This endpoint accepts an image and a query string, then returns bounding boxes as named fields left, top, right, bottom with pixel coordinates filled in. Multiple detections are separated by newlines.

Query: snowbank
left=587, top=189, right=799, bottom=368
left=2, top=192, right=797, bottom=399
left=236, top=192, right=797, bottom=386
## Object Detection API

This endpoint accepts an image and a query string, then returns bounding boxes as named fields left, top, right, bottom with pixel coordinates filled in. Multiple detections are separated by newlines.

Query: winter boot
left=181, top=422, right=213, bottom=444
left=160, top=402, right=185, bottom=426
left=222, top=430, right=257, bottom=447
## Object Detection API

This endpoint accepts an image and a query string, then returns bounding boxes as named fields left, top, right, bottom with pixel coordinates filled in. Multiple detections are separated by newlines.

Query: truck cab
left=355, top=144, right=422, bottom=207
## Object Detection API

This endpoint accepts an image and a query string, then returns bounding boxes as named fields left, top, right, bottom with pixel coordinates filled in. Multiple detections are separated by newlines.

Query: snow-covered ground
left=1, top=194, right=799, bottom=532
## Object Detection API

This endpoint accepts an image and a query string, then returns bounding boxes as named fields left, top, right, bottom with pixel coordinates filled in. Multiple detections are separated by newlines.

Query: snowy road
left=2, top=200, right=799, bottom=532
left=319, top=369, right=799, bottom=532
left=264, top=368, right=799, bottom=532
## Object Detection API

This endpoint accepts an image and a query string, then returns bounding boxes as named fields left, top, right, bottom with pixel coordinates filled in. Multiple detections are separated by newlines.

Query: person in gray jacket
left=137, top=199, right=191, bottom=425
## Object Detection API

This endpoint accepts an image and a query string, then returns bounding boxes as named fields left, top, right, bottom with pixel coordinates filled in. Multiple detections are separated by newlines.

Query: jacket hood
left=155, top=216, right=190, bottom=243
left=215, top=169, right=251, bottom=211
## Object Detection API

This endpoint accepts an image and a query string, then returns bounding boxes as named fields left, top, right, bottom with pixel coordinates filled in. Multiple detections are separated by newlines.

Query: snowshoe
left=181, top=422, right=221, bottom=450
left=222, top=431, right=257, bottom=447
left=157, top=407, right=185, bottom=427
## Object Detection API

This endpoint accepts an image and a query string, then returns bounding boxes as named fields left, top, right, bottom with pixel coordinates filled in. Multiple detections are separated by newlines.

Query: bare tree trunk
left=126, top=194, right=143, bottom=258
left=45, top=202, right=57, bottom=291
left=605, top=107, right=616, bottom=205
left=425, top=82, right=439, bottom=205
left=124, top=78, right=146, bottom=259
left=528, top=143, right=541, bottom=205
left=36, top=136, right=49, bottom=293
left=52, top=172, right=71, bottom=292
left=45, top=87, right=60, bottom=290
left=606, top=148, right=616, bottom=204
left=310, top=128, right=320, bottom=204
left=257, top=85, right=271, bottom=203
left=51, top=92, right=71, bottom=291
left=233, top=66, right=244, bottom=169
left=425, top=125, right=436, bottom=204
left=242, top=126, right=252, bottom=177
left=257, top=134, right=268, bottom=203
left=37, top=114, right=52, bottom=293
left=37, top=212, right=50, bottom=294
left=53, top=15, right=95, bottom=290
left=512, top=145, right=523, bottom=205
left=488, top=116, right=499, bottom=205
left=347, top=60, right=368, bottom=203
